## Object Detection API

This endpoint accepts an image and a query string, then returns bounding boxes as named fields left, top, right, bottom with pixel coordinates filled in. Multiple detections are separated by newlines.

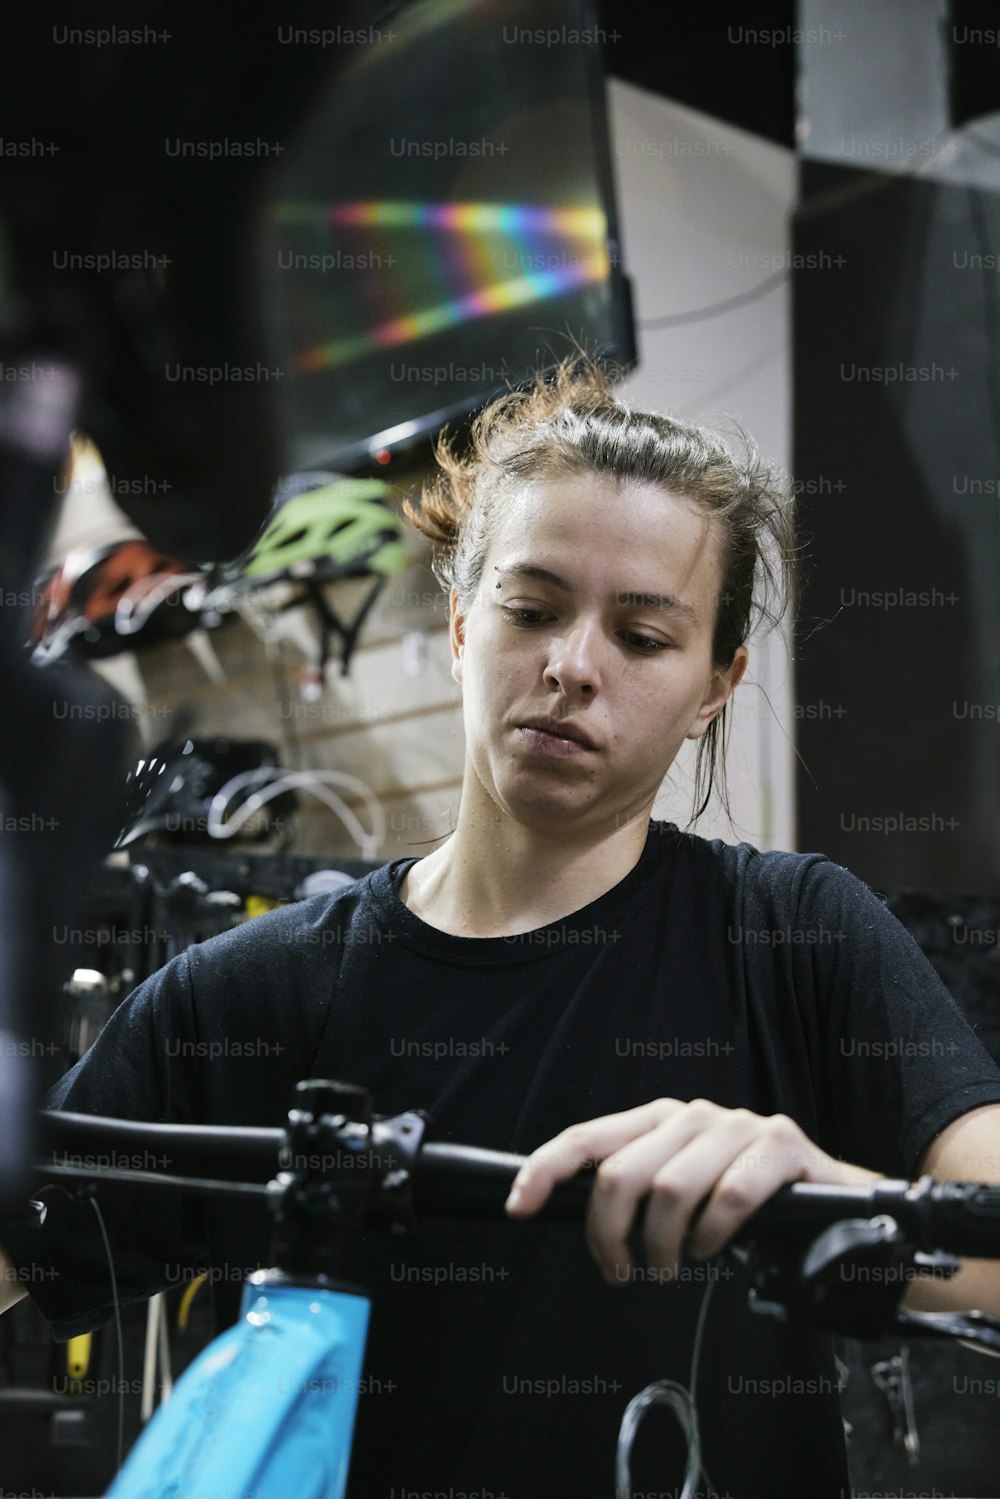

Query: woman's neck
left=397, top=803, right=651, bottom=939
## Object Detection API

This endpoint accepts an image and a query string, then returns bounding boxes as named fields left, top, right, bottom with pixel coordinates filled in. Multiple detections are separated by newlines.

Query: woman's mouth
left=517, top=725, right=595, bottom=758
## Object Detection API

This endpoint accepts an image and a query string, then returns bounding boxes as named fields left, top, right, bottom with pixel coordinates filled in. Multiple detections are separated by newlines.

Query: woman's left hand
left=504, top=1096, right=880, bottom=1285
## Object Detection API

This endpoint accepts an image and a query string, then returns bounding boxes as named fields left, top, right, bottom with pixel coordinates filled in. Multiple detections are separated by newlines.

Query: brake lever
left=745, top=1215, right=961, bottom=1340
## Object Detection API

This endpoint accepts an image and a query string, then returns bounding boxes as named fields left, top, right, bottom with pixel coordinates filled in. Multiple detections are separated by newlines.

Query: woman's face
left=450, top=472, right=749, bottom=838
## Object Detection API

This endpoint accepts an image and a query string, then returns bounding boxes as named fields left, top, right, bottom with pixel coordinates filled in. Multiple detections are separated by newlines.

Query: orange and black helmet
left=30, top=538, right=200, bottom=663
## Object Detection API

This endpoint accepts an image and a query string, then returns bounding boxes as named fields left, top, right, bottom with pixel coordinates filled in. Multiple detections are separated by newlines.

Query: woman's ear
left=449, top=588, right=465, bottom=685
left=686, top=646, right=750, bottom=740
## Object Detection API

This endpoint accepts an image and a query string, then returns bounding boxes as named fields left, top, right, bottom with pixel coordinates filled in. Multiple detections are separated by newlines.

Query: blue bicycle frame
left=108, top=1274, right=371, bottom=1499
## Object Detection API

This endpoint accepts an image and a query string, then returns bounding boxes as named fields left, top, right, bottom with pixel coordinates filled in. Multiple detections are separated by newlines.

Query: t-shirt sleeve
left=793, top=856, right=1000, bottom=1180
left=0, top=948, right=209, bottom=1342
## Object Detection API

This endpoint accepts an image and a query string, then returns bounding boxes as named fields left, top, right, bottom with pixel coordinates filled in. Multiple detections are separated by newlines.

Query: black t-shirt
left=4, top=819, right=1000, bottom=1499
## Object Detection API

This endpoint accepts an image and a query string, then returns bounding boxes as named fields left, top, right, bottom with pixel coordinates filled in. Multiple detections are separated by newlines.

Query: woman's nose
left=542, top=623, right=604, bottom=695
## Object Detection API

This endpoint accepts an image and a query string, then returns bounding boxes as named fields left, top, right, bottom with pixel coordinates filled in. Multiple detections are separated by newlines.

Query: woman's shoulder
left=652, top=818, right=859, bottom=915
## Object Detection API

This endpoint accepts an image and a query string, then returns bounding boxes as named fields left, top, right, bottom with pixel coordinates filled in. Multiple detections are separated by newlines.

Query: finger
left=684, top=1113, right=830, bottom=1260
left=578, top=1101, right=727, bottom=1283
left=590, top=1109, right=755, bottom=1283
left=505, top=1098, right=682, bottom=1216
left=620, top=1107, right=761, bottom=1281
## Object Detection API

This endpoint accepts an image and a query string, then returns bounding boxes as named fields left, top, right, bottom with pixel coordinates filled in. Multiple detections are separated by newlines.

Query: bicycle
left=27, top=1079, right=1000, bottom=1499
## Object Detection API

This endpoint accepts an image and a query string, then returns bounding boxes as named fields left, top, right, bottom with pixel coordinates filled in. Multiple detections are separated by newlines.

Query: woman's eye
left=623, top=632, right=670, bottom=653
left=502, top=608, right=671, bottom=651
left=502, top=606, right=549, bottom=624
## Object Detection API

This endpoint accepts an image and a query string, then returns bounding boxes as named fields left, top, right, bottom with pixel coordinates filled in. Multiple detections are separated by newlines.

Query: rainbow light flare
left=276, top=201, right=608, bottom=236
left=271, top=200, right=611, bottom=373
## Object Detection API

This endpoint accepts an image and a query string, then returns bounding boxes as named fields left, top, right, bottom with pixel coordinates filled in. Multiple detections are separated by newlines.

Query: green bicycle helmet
left=203, top=472, right=409, bottom=679
left=242, top=475, right=407, bottom=584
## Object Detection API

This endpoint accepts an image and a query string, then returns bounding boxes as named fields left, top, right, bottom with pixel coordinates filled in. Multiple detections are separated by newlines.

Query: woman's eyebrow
left=498, top=564, right=700, bottom=625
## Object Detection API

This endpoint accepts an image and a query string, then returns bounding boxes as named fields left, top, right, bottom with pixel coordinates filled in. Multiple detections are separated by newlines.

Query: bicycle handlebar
left=32, top=1107, right=1000, bottom=1258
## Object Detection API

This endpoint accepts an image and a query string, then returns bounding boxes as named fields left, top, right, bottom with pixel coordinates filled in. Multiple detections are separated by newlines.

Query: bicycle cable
left=89, top=1194, right=126, bottom=1475
left=206, top=765, right=386, bottom=856
left=614, top=1272, right=721, bottom=1499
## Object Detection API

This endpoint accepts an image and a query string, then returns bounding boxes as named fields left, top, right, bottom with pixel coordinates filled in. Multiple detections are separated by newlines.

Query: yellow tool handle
left=66, top=1331, right=91, bottom=1380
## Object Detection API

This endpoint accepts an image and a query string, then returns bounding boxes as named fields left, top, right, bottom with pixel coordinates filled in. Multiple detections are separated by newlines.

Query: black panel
left=793, top=159, right=1000, bottom=894
left=599, top=0, right=797, bottom=147
left=949, top=0, right=1000, bottom=127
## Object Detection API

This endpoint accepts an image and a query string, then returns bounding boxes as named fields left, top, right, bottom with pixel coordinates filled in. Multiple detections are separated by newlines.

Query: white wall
left=607, top=77, right=797, bottom=851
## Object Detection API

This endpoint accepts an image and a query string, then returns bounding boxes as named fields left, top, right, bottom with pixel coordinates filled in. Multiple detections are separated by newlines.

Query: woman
left=3, top=356, right=1000, bottom=1499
